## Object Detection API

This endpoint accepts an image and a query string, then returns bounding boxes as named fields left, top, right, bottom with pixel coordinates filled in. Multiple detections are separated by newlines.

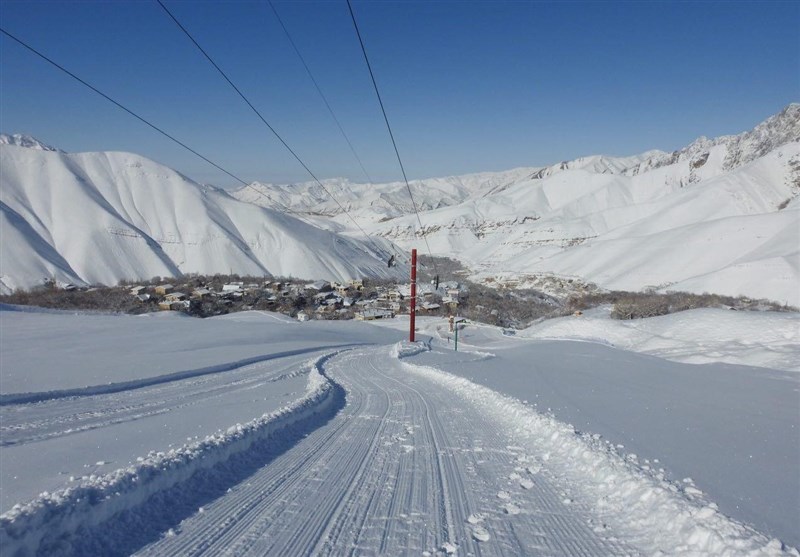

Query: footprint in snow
left=519, top=478, right=534, bottom=490
left=497, top=490, right=511, bottom=500
left=503, top=503, right=521, bottom=515
left=440, top=542, right=457, bottom=554
left=471, top=526, right=491, bottom=542
left=467, top=513, right=485, bottom=524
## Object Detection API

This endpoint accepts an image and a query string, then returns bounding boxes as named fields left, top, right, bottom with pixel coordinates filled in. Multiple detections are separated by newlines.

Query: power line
left=267, top=0, right=374, bottom=186
left=0, top=27, right=307, bottom=219
left=0, top=27, right=250, bottom=188
left=345, top=0, right=438, bottom=275
left=156, top=0, right=388, bottom=258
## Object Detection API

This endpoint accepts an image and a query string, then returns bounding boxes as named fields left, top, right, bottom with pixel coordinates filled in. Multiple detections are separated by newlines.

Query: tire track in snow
left=0, top=356, right=312, bottom=447
left=155, top=351, right=401, bottom=557
left=387, top=353, right=625, bottom=556
left=0, top=344, right=364, bottom=405
left=374, top=357, right=457, bottom=550
left=308, top=355, right=396, bottom=556
left=6, top=340, right=793, bottom=556
left=135, top=346, right=636, bottom=556
left=0, top=353, right=347, bottom=557
left=397, top=342, right=796, bottom=557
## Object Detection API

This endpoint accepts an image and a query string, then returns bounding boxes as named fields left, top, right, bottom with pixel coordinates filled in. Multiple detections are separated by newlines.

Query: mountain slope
left=367, top=140, right=800, bottom=304
left=237, top=104, right=798, bottom=305
left=232, top=105, right=800, bottom=218
left=3, top=105, right=797, bottom=303
left=233, top=166, right=541, bottom=224
left=0, top=144, right=404, bottom=293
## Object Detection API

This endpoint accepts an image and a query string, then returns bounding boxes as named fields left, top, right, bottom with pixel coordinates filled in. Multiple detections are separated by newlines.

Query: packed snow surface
left=519, top=306, right=800, bottom=371
left=1, top=307, right=798, bottom=555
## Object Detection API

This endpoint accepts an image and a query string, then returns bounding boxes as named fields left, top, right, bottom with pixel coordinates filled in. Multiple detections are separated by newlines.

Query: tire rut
left=133, top=345, right=637, bottom=556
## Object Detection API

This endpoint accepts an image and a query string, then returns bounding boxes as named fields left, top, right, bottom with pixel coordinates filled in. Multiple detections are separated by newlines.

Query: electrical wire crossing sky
left=1, top=0, right=797, bottom=188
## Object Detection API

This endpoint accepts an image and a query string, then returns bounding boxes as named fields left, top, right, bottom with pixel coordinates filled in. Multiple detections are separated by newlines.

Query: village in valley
left=3, top=265, right=784, bottom=329
left=17, top=274, right=469, bottom=323
left=1, top=253, right=590, bottom=328
left=134, top=276, right=462, bottom=321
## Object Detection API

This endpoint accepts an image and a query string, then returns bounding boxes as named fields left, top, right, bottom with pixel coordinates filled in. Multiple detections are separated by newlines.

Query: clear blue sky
left=1, top=1, right=798, bottom=188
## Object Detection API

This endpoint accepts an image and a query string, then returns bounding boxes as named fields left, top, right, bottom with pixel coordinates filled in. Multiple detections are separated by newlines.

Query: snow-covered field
left=1, top=306, right=798, bottom=555
left=518, top=306, right=800, bottom=371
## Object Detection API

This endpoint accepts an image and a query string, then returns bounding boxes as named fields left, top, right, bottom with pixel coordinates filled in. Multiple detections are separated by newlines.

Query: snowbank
left=519, top=307, right=800, bottom=371
left=0, top=355, right=342, bottom=556
left=394, top=349, right=797, bottom=556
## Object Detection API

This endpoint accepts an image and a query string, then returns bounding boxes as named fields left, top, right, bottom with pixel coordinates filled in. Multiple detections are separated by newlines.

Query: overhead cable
left=0, top=27, right=250, bottom=188
left=156, top=0, right=388, bottom=258
left=0, top=27, right=308, bottom=218
left=267, top=0, right=374, bottom=186
left=345, top=0, right=438, bottom=274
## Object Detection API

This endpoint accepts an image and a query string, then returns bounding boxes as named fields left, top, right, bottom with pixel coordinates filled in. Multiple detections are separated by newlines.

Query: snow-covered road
left=1, top=309, right=796, bottom=556
left=133, top=345, right=633, bottom=556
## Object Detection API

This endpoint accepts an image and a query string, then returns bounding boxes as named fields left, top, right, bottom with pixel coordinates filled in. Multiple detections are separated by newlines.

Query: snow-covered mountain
left=0, top=133, right=62, bottom=153
left=233, top=166, right=540, bottom=226
left=233, top=105, right=799, bottom=215
left=234, top=105, right=800, bottom=305
left=0, top=144, right=405, bottom=293
left=3, top=105, right=798, bottom=303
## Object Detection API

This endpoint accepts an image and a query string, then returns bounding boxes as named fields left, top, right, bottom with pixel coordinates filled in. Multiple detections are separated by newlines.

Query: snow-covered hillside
left=0, top=133, right=61, bottom=152
left=3, top=105, right=798, bottom=301
left=0, top=141, right=405, bottom=293
left=234, top=105, right=799, bottom=305
left=233, top=166, right=541, bottom=225
left=233, top=105, right=799, bottom=214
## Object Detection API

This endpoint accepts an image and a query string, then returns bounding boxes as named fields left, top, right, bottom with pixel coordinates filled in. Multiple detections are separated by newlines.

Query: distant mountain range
left=233, top=104, right=800, bottom=306
left=2, top=104, right=798, bottom=304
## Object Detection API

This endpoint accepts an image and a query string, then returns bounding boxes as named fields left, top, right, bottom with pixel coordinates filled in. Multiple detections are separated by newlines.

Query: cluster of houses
left=128, top=278, right=465, bottom=321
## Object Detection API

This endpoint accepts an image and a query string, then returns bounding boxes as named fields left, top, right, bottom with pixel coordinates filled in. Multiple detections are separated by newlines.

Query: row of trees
left=2, top=270, right=793, bottom=325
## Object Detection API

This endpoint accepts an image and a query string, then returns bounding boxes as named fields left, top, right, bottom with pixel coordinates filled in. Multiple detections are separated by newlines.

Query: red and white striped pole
left=409, top=248, right=417, bottom=342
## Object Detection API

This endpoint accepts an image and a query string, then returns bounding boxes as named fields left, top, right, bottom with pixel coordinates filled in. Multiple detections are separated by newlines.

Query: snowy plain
left=1, top=306, right=798, bottom=555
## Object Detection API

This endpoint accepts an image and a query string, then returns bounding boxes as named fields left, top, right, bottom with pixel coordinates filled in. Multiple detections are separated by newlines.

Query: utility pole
left=454, top=318, right=466, bottom=351
left=409, top=248, right=417, bottom=342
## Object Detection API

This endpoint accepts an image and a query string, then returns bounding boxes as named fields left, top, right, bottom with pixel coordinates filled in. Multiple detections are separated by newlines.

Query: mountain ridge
left=232, top=103, right=799, bottom=217
left=2, top=104, right=797, bottom=304
left=0, top=145, right=404, bottom=294
left=0, top=133, right=62, bottom=153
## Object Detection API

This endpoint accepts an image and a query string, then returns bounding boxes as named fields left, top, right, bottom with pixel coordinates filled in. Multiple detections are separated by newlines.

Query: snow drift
left=0, top=354, right=344, bottom=557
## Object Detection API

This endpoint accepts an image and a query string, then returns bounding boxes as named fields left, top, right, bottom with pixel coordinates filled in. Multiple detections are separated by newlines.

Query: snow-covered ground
left=518, top=306, right=800, bottom=372
left=3, top=105, right=798, bottom=304
left=0, top=140, right=405, bottom=293
left=1, top=306, right=798, bottom=555
left=236, top=104, right=800, bottom=306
